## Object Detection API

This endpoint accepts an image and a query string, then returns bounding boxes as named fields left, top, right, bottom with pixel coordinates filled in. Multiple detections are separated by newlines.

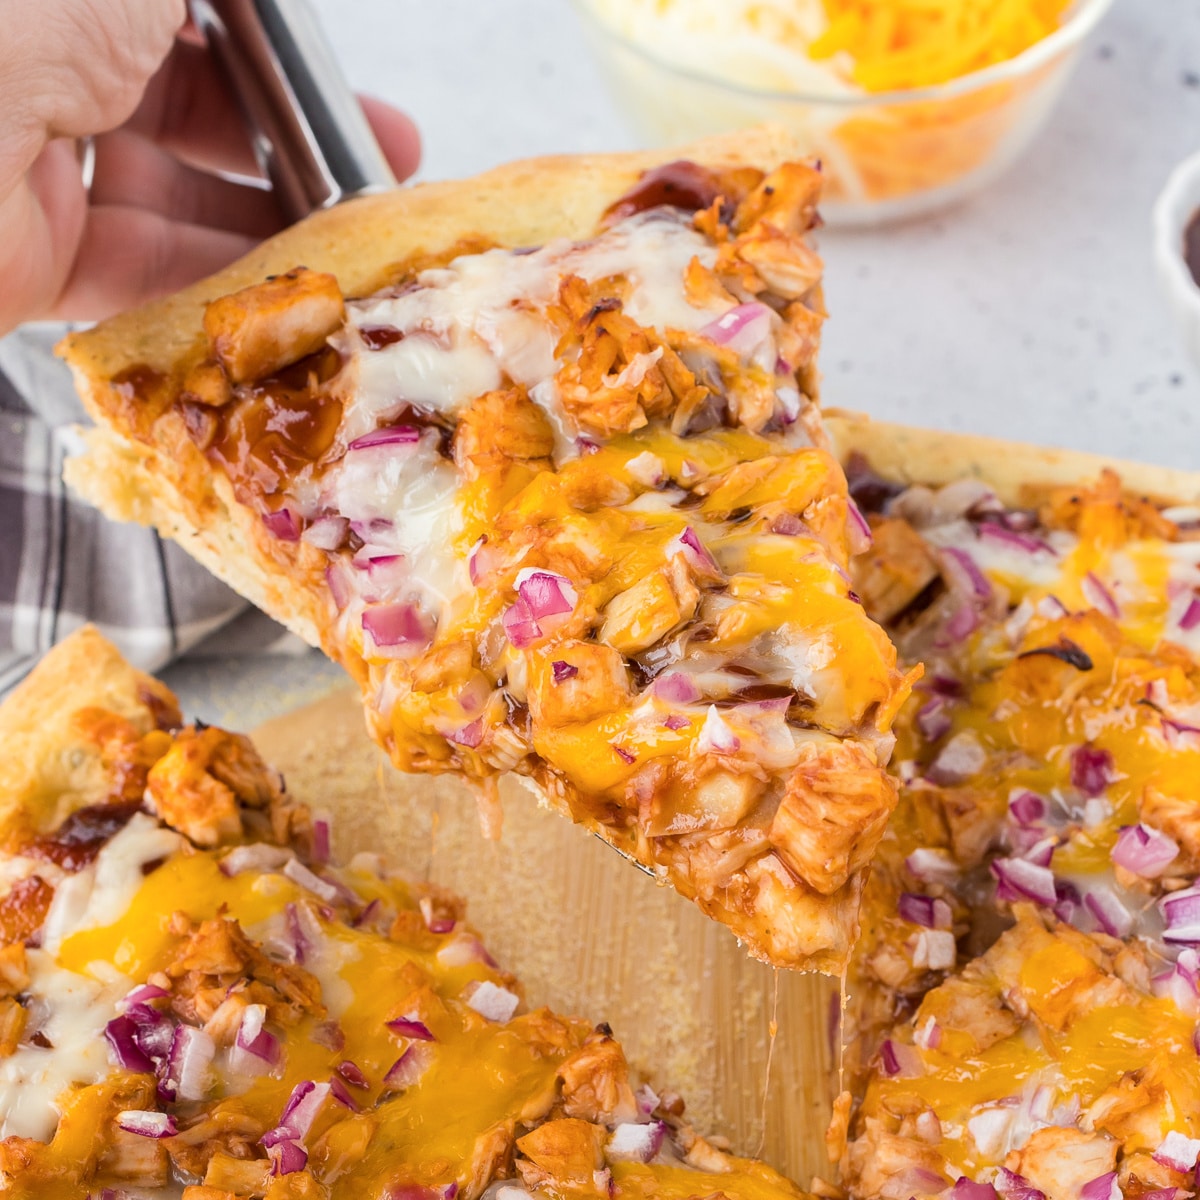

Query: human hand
left=0, top=0, right=420, bottom=336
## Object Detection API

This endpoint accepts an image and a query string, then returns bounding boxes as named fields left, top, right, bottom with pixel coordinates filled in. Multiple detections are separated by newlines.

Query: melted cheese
left=0, top=952, right=120, bottom=1141
left=340, top=211, right=729, bottom=445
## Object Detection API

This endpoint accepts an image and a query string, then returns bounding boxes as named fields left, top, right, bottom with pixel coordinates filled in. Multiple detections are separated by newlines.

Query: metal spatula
left=189, top=0, right=396, bottom=221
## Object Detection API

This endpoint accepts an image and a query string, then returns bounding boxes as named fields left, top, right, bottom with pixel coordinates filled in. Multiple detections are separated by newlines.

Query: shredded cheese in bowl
left=577, top=0, right=1110, bottom=224
left=810, top=0, right=1074, bottom=92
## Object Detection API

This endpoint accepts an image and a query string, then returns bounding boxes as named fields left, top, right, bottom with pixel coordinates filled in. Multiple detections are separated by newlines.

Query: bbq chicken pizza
left=823, top=418, right=1200, bottom=1200
left=58, top=130, right=916, bottom=973
left=0, top=627, right=817, bottom=1200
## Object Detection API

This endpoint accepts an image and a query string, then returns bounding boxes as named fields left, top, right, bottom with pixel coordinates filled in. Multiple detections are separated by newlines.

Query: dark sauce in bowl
left=1185, top=207, right=1200, bottom=288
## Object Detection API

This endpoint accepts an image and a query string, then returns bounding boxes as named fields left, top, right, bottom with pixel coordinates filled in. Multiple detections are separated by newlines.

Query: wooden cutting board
left=253, top=687, right=837, bottom=1188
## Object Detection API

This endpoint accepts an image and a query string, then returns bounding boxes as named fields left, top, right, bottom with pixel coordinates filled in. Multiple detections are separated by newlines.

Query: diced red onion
left=1163, top=718, right=1200, bottom=748
left=1180, top=595, right=1200, bottom=632
left=925, top=731, right=986, bottom=786
left=663, top=715, right=690, bottom=731
left=465, top=981, right=520, bottom=1023
left=909, top=929, right=956, bottom=971
left=635, top=1084, right=660, bottom=1116
left=1053, top=878, right=1082, bottom=926
left=348, top=424, right=421, bottom=451
left=302, top=516, right=349, bottom=551
left=502, top=598, right=541, bottom=648
left=1070, top=744, right=1113, bottom=796
left=266, top=1139, right=308, bottom=1176
left=120, top=984, right=169, bottom=1011
left=436, top=934, right=497, bottom=970
left=1009, top=792, right=1046, bottom=827
left=104, top=1016, right=157, bottom=1073
left=668, top=527, right=723, bottom=581
left=387, top=1016, right=435, bottom=1042
left=262, top=507, right=301, bottom=542
left=877, top=1039, right=923, bottom=1078
left=362, top=602, right=435, bottom=650
left=220, top=842, right=292, bottom=877
left=1154, top=1130, right=1200, bottom=1172
left=285, top=902, right=312, bottom=964
left=233, top=1003, right=281, bottom=1074
left=890, top=1168, right=947, bottom=1195
left=905, top=848, right=960, bottom=885
left=328, top=1075, right=359, bottom=1111
left=941, top=547, right=993, bottom=603
left=309, top=816, right=331, bottom=867
left=913, top=1017, right=941, bottom=1050
left=991, top=857, right=1058, bottom=907
left=1079, top=1173, right=1119, bottom=1200
left=846, top=498, right=873, bottom=555
left=552, top=660, right=578, bottom=683
left=277, top=1079, right=331, bottom=1141
left=419, top=897, right=455, bottom=935
left=1022, top=837, right=1056, bottom=868
left=1082, top=572, right=1119, bottom=619
left=1112, top=823, right=1178, bottom=878
left=915, top=697, right=952, bottom=743
left=940, top=602, right=981, bottom=644
left=953, top=1176, right=1000, bottom=1199
left=515, top=569, right=577, bottom=620
left=325, top=562, right=351, bottom=611
left=929, top=674, right=964, bottom=697
left=163, top=1025, right=215, bottom=1102
left=384, top=1041, right=434, bottom=1089
left=977, top=524, right=1056, bottom=557
left=283, top=858, right=341, bottom=905
left=994, top=1168, right=1046, bottom=1200
left=1163, top=886, right=1200, bottom=943
left=337, top=1060, right=369, bottom=1088
left=1084, top=888, right=1133, bottom=937
left=699, top=302, right=773, bottom=356
left=697, top=705, right=739, bottom=755
left=116, top=1109, right=176, bottom=1138
left=613, top=745, right=636, bottom=765
left=1152, top=949, right=1200, bottom=1013
left=128, top=1007, right=175, bottom=1063
left=607, top=1121, right=666, bottom=1163
left=652, top=673, right=701, bottom=704
left=897, top=893, right=952, bottom=930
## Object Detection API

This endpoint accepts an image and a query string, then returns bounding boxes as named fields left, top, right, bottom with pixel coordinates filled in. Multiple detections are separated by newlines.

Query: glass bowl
left=575, top=0, right=1114, bottom=226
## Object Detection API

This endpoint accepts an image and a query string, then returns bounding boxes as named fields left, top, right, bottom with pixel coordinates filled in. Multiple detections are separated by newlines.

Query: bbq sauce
left=1185, top=207, right=1200, bottom=289
left=602, top=160, right=722, bottom=224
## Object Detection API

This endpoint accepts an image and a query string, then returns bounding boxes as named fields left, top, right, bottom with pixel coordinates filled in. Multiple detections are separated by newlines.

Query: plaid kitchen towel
left=0, top=324, right=306, bottom=695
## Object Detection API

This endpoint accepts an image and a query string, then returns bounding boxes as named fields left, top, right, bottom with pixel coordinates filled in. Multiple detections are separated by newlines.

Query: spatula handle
left=189, top=0, right=397, bottom=221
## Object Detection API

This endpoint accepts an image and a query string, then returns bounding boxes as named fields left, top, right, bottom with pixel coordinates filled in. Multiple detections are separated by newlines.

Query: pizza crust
left=0, top=626, right=178, bottom=843
left=824, top=410, right=1200, bottom=508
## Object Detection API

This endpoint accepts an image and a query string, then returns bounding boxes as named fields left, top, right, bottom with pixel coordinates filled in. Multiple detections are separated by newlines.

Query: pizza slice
left=0, top=626, right=818, bottom=1200
left=819, top=418, right=1200, bottom=1196
left=57, top=131, right=916, bottom=972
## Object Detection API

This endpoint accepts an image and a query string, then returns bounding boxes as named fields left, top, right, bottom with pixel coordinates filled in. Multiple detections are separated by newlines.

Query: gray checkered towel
left=0, top=324, right=304, bottom=694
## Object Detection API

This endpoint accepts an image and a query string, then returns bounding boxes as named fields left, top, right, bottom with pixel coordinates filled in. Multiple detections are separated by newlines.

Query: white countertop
left=165, top=0, right=1200, bottom=719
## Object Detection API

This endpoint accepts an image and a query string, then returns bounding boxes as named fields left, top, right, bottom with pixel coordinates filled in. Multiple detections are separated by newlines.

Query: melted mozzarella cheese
left=0, top=952, right=124, bottom=1141
left=340, top=210, right=727, bottom=444
left=42, top=815, right=186, bottom=957
left=329, top=431, right=465, bottom=607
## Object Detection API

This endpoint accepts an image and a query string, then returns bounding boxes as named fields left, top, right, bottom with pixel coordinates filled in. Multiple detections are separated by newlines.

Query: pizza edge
left=0, top=625, right=180, bottom=844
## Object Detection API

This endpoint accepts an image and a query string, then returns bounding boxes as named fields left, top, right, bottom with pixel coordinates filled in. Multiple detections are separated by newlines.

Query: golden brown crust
left=824, top=409, right=1200, bottom=508
left=0, top=626, right=179, bottom=843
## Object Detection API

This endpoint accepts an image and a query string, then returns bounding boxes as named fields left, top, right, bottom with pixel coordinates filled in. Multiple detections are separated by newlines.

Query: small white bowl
left=1154, top=148, right=1200, bottom=374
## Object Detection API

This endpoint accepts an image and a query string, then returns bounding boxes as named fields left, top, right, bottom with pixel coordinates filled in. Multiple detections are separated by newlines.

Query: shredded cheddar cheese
left=810, top=0, right=1074, bottom=90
